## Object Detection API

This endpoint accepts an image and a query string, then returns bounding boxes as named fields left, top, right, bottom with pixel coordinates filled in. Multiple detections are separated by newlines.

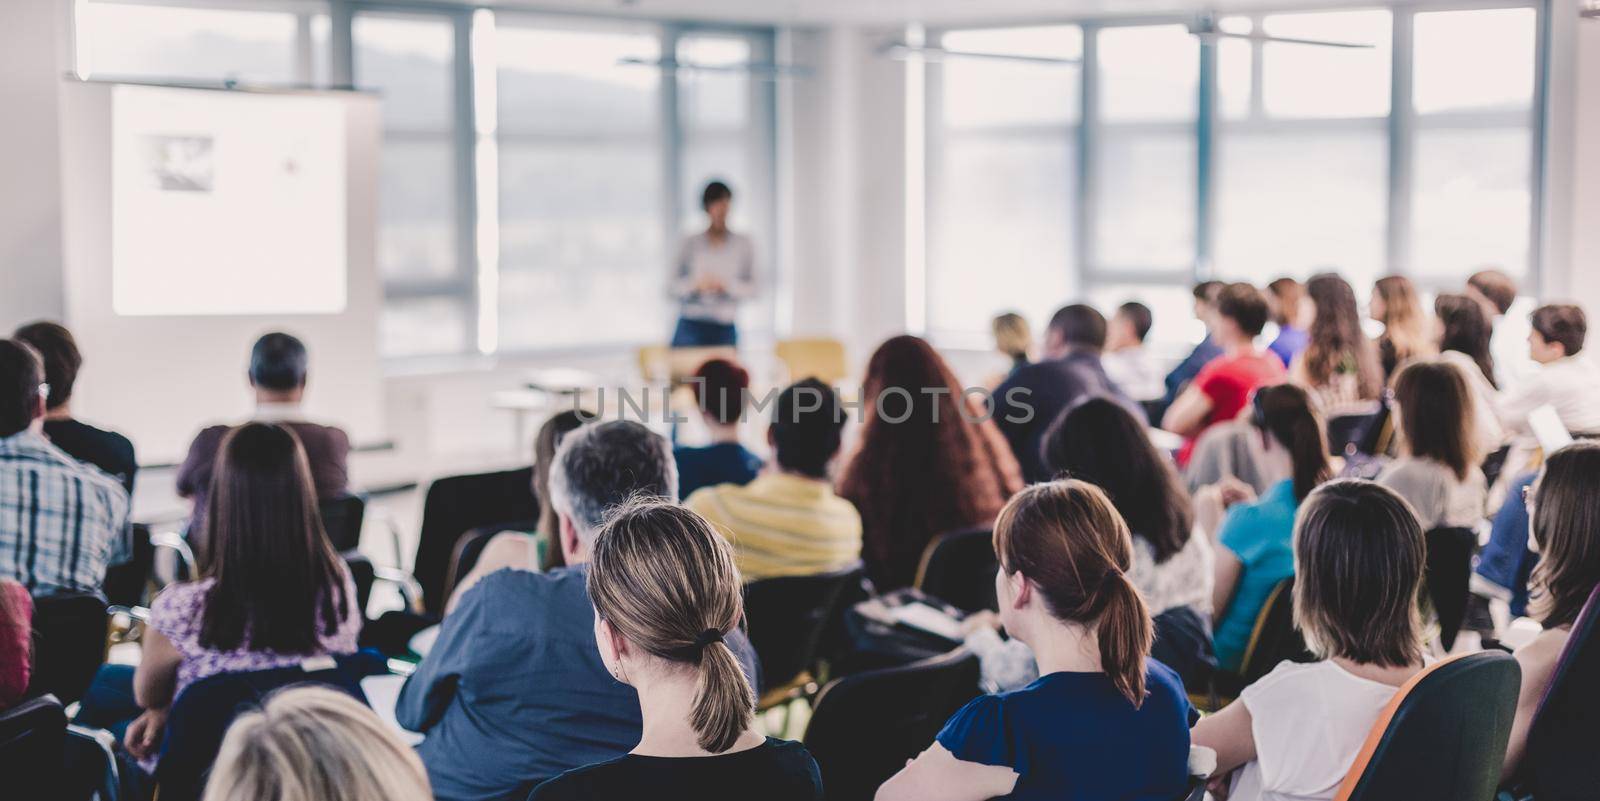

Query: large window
left=76, top=1, right=313, bottom=85
left=925, top=3, right=1544, bottom=345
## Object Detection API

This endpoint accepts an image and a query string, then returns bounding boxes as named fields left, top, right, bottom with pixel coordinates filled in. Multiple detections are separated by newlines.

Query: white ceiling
left=434, top=0, right=1365, bottom=27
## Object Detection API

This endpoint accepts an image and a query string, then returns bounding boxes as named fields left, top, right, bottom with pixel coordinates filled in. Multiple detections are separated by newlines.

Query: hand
left=959, top=610, right=1002, bottom=636
left=1207, top=773, right=1233, bottom=801
left=694, top=275, right=726, bottom=295
left=124, top=706, right=169, bottom=760
left=1195, top=485, right=1227, bottom=542
left=1215, top=476, right=1257, bottom=508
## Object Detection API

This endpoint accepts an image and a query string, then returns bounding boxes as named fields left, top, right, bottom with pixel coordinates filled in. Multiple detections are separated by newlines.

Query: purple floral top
left=149, top=568, right=362, bottom=702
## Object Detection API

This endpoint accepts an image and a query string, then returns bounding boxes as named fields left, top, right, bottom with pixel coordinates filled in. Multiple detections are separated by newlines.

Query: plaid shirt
left=0, top=430, right=131, bottom=597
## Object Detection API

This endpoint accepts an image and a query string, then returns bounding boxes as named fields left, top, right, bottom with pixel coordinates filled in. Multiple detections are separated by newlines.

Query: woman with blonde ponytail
left=877, top=481, right=1196, bottom=801
left=530, top=499, right=822, bottom=801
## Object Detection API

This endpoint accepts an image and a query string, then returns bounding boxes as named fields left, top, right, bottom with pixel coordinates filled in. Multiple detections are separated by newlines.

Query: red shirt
left=0, top=581, right=33, bottom=710
left=1177, top=350, right=1287, bottom=465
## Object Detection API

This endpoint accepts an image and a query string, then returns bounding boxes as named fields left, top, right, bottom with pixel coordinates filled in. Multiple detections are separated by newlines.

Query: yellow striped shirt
left=686, top=473, right=863, bottom=583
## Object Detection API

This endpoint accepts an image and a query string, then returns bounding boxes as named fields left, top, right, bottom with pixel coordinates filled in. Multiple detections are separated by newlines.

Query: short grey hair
left=546, top=419, right=678, bottom=544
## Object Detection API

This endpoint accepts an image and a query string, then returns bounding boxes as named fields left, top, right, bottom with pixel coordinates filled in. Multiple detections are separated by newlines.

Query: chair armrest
left=150, top=529, right=197, bottom=582
left=386, top=658, right=417, bottom=677
left=108, top=605, right=151, bottom=623
left=371, top=567, right=424, bottom=613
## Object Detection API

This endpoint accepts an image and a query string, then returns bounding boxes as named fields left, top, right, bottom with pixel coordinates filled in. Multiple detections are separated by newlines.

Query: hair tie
left=694, top=628, right=724, bottom=649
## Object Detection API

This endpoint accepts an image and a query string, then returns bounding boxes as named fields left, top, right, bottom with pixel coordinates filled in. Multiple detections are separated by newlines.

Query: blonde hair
left=992, top=312, right=1031, bottom=360
left=202, top=687, right=432, bottom=801
left=587, top=498, right=752, bottom=753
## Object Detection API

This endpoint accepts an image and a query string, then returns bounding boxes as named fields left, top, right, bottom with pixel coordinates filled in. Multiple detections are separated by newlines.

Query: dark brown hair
left=1215, top=282, right=1270, bottom=337
left=588, top=499, right=751, bottom=752
left=199, top=423, right=351, bottom=654
left=13, top=322, right=80, bottom=410
left=536, top=409, right=593, bottom=569
left=691, top=358, right=751, bottom=425
left=837, top=335, right=1022, bottom=590
left=1250, top=384, right=1331, bottom=501
left=1391, top=360, right=1477, bottom=480
left=1266, top=278, right=1303, bottom=328
left=1468, top=269, right=1518, bottom=315
left=1528, top=442, right=1600, bottom=631
left=1435, top=293, right=1497, bottom=389
left=1293, top=480, right=1425, bottom=669
left=1531, top=304, right=1587, bottom=357
left=1303, top=273, right=1382, bottom=401
left=994, top=480, right=1152, bottom=706
left=1042, top=398, right=1194, bottom=563
left=1047, top=304, right=1107, bottom=350
left=0, top=340, right=43, bottom=438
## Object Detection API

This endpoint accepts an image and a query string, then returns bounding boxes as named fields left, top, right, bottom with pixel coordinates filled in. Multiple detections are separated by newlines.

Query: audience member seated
left=1377, top=360, right=1487, bottom=530
left=177, top=332, right=350, bottom=560
left=1164, top=283, right=1286, bottom=467
left=1467, top=268, right=1535, bottom=390
left=1042, top=399, right=1213, bottom=624
left=1497, top=304, right=1600, bottom=437
left=202, top=686, right=433, bottom=801
left=1370, top=276, right=1434, bottom=380
left=1161, top=281, right=1226, bottom=409
left=530, top=500, right=823, bottom=801
left=1501, top=443, right=1600, bottom=778
left=1198, top=385, right=1330, bottom=673
left=993, top=305, right=1139, bottom=482
left=841, top=335, right=1022, bottom=591
left=1470, top=471, right=1539, bottom=622
left=1289, top=273, right=1383, bottom=419
left=73, top=422, right=359, bottom=769
left=1435, top=293, right=1507, bottom=456
left=396, top=420, right=759, bottom=801
left=1264, top=278, right=1308, bottom=369
left=688, top=379, right=861, bottom=583
left=0, top=339, right=130, bottom=597
left=876, top=481, right=1196, bottom=801
left=1101, top=301, right=1166, bottom=403
left=675, top=358, right=763, bottom=498
left=1193, top=480, right=1427, bottom=801
left=990, top=311, right=1032, bottom=384
left=13, top=321, right=138, bottom=493
left=0, top=578, right=31, bottom=710
left=447, top=409, right=592, bottom=612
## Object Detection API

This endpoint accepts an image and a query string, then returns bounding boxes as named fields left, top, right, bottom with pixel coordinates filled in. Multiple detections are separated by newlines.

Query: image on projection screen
left=112, top=85, right=347, bottom=316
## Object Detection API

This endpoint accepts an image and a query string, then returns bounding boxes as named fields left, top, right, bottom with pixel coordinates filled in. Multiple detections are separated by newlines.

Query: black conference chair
left=1505, top=584, right=1600, bottom=801
left=153, top=650, right=388, bottom=801
left=440, top=519, right=539, bottom=603
left=0, top=695, right=67, bottom=787
left=320, top=493, right=367, bottom=553
left=412, top=468, right=539, bottom=615
left=1424, top=527, right=1476, bottom=652
left=913, top=527, right=998, bottom=613
left=1205, top=578, right=1311, bottom=707
left=803, top=648, right=981, bottom=801
left=1334, top=650, right=1520, bottom=801
left=26, top=592, right=109, bottom=706
left=102, top=523, right=154, bottom=609
left=743, top=563, right=864, bottom=710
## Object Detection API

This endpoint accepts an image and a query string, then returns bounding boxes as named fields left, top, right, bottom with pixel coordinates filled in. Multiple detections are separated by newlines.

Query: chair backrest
left=913, top=527, right=998, bottom=614
left=1519, top=583, right=1600, bottom=801
left=320, top=493, right=367, bottom=553
left=775, top=338, right=848, bottom=386
left=413, top=468, right=539, bottom=615
left=0, top=694, right=66, bottom=779
left=440, top=520, right=538, bottom=603
left=1237, top=578, right=1312, bottom=686
left=743, top=564, right=864, bottom=689
left=25, top=592, right=109, bottom=705
left=803, top=648, right=981, bottom=801
left=155, top=651, right=387, bottom=801
left=1333, top=650, right=1521, bottom=801
left=1423, top=527, right=1476, bottom=652
left=102, top=522, right=154, bottom=608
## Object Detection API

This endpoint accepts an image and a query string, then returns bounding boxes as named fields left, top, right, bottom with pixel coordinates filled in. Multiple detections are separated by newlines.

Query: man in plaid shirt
left=0, top=339, right=130, bottom=598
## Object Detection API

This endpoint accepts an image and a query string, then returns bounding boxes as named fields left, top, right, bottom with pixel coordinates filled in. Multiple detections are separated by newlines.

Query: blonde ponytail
left=691, top=637, right=755, bottom=753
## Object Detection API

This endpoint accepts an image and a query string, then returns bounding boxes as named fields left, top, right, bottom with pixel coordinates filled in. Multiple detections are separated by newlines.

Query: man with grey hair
left=397, top=420, right=759, bottom=801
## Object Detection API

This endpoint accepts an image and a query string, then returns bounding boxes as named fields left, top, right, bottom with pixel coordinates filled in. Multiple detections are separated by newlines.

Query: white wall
left=0, top=0, right=68, bottom=331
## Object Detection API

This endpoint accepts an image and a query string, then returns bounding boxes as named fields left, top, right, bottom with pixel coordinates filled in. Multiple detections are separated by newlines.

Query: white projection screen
left=111, top=85, right=347, bottom=316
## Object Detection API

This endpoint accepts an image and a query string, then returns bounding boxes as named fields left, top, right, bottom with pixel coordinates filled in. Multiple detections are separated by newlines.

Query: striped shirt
left=0, top=430, right=131, bottom=597
left=686, top=473, right=862, bottom=583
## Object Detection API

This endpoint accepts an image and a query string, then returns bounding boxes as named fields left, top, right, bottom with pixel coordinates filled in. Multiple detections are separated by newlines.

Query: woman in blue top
left=1199, top=384, right=1331, bottom=672
left=877, top=480, right=1196, bottom=801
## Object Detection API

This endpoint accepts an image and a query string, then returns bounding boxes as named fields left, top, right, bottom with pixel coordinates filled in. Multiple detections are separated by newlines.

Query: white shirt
left=1438, top=349, right=1507, bottom=456
left=1102, top=346, right=1167, bottom=402
left=1229, top=661, right=1403, bottom=801
left=1496, top=354, right=1600, bottom=436
left=670, top=231, right=757, bottom=325
left=1131, top=528, right=1214, bottom=615
left=1490, top=303, right=1538, bottom=391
